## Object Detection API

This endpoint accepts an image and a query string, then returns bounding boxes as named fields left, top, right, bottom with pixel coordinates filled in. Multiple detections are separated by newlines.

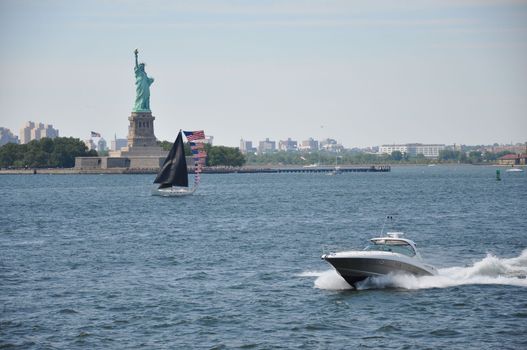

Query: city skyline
left=1, top=0, right=526, bottom=148
left=6, top=117, right=527, bottom=150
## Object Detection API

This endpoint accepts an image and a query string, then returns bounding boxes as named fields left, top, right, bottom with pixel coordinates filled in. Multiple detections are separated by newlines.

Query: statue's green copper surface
left=133, top=49, right=154, bottom=112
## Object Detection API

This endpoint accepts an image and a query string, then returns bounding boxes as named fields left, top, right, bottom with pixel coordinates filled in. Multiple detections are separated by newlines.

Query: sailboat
left=151, top=130, right=206, bottom=197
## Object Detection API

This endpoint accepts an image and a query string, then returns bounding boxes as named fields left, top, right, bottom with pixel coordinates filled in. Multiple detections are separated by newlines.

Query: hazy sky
left=1, top=0, right=526, bottom=147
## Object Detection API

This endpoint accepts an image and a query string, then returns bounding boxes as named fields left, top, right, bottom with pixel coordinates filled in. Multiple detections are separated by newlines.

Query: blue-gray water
left=1, top=166, right=526, bottom=349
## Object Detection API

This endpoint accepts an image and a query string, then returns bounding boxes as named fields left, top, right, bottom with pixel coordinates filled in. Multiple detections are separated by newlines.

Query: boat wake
left=302, top=249, right=527, bottom=291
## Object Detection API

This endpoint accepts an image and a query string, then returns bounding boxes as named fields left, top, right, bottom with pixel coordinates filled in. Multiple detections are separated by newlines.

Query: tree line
left=244, top=149, right=516, bottom=166
left=158, top=141, right=246, bottom=167
left=437, top=150, right=514, bottom=164
left=0, top=137, right=97, bottom=168
left=1, top=138, right=516, bottom=169
left=0, top=138, right=247, bottom=169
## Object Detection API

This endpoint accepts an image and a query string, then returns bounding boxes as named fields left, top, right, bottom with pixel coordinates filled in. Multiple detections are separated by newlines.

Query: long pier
left=0, top=165, right=390, bottom=175
left=200, top=165, right=391, bottom=174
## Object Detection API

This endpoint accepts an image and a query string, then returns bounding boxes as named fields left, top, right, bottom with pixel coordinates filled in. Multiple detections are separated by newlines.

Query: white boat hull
left=151, top=186, right=196, bottom=197
left=322, top=251, right=438, bottom=287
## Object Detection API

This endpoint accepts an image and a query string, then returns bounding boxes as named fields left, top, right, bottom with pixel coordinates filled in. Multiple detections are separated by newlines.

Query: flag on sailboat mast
left=184, top=130, right=207, bottom=187
left=184, top=130, right=205, bottom=141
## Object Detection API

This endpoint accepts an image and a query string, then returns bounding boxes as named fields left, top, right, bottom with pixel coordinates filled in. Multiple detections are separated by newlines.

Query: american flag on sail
left=184, top=130, right=205, bottom=141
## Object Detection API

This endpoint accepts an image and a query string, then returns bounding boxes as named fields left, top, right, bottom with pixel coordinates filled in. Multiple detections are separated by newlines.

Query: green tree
left=0, top=143, right=26, bottom=167
left=496, top=150, right=515, bottom=158
left=158, top=140, right=173, bottom=151
left=468, top=151, right=483, bottom=164
left=390, top=150, right=403, bottom=161
left=439, top=150, right=462, bottom=161
left=0, top=137, right=95, bottom=168
left=413, top=153, right=427, bottom=163
left=207, top=146, right=245, bottom=166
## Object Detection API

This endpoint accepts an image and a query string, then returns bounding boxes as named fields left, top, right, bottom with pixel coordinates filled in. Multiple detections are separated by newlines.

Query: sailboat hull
left=151, top=186, right=196, bottom=197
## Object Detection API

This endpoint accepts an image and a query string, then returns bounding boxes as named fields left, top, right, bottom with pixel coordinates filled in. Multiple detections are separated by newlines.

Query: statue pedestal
left=127, top=111, right=158, bottom=147
left=109, top=111, right=166, bottom=158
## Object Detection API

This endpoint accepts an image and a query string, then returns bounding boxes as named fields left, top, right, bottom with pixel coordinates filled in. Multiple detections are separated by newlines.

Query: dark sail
left=153, top=131, right=188, bottom=188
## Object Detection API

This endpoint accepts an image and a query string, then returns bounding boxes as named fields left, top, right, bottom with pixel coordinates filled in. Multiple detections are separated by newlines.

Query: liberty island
left=76, top=50, right=166, bottom=170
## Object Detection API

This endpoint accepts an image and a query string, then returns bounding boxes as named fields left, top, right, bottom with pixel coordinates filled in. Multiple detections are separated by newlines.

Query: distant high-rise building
left=97, top=138, right=107, bottom=152
left=278, top=138, right=297, bottom=151
left=258, top=138, right=276, bottom=154
left=30, top=123, right=44, bottom=141
left=203, top=135, right=214, bottom=145
left=40, top=124, right=59, bottom=139
left=20, top=121, right=34, bottom=144
left=320, top=138, right=343, bottom=152
left=0, top=127, right=19, bottom=146
left=240, top=139, right=256, bottom=154
left=84, top=139, right=96, bottom=151
left=111, top=135, right=128, bottom=151
left=298, top=138, right=319, bottom=151
left=19, top=121, right=59, bottom=144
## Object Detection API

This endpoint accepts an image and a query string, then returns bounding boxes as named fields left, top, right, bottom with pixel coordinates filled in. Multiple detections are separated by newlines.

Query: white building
left=412, top=144, right=445, bottom=158
left=379, top=144, right=410, bottom=155
left=379, top=144, right=446, bottom=158
left=258, top=138, right=276, bottom=154
left=19, top=121, right=59, bottom=144
left=320, top=138, right=343, bottom=152
left=278, top=138, right=297, bottom=151
left=84, top=139, right=96, bottom=151
left=240, top=139, right=257, bottom=154
left=20, top=121, right=35, bottom=144
left=298, top=138, right=319, bottom=151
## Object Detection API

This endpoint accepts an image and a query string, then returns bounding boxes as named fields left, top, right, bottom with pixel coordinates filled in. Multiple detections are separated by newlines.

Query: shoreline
left=0, top=165, right=392, bottom=175
left=0, top=163, right=522, bottom=175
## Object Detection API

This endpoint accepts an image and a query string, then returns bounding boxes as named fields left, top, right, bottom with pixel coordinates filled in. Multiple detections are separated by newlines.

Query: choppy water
left=1, top=166, right=526, bottom=349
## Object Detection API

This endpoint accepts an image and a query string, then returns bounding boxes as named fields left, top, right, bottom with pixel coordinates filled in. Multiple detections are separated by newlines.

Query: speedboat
left=321, top=232, right=438, bottom=288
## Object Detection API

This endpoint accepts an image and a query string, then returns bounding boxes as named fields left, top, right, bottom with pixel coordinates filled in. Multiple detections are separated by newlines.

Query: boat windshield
left=364, top=239, right=416, bottom=257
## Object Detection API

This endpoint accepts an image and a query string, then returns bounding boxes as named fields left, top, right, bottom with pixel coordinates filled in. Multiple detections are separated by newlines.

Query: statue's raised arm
left=132, top=49, right=155, bottom=112
left=134, top=49, right=139, bottom=69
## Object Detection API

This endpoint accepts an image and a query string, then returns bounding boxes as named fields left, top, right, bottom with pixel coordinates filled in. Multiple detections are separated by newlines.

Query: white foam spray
left=304, top=249, right=527, bottom=291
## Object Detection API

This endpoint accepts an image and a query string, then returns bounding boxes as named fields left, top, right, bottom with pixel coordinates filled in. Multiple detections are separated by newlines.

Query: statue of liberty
left=133, top=49, right=154, bottom=112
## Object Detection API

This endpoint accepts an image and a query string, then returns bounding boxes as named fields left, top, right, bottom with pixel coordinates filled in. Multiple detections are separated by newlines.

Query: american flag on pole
left=190, top=142, right=205, bottom=150
left=194, top=151, right=207, bottom=158
left=195, top=158, right=206, bottom=165
left=91, top=131, right=101, bottom=138
left=184, top=130, right=205, bottom=141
